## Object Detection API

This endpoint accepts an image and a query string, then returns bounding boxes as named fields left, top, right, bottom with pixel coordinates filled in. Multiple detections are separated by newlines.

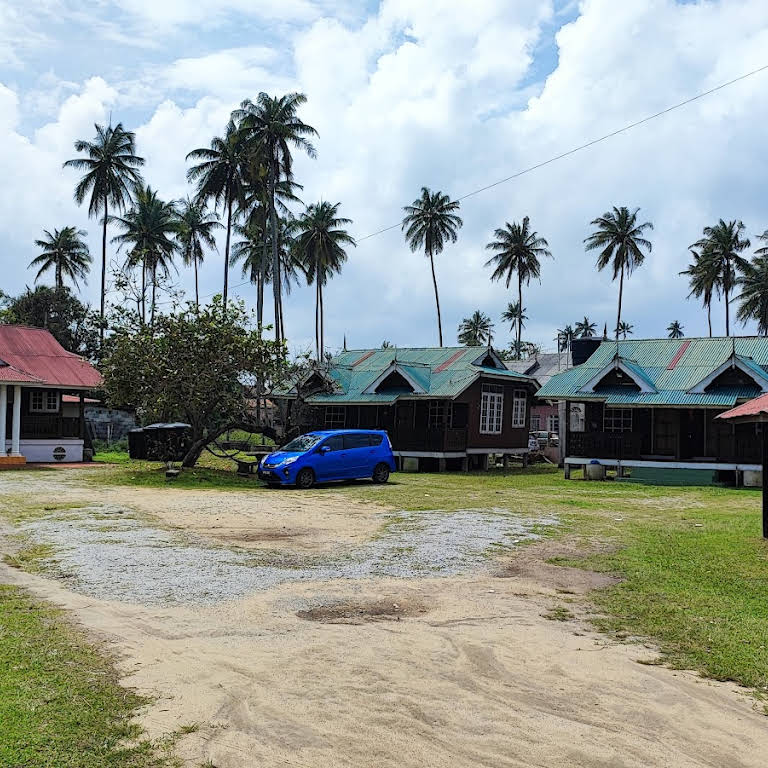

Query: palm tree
left=556, top=324, right=575, bottom=353
left=501, top=301, right=527, bottom=333
left=736, top=254, right=768, bottom=335
left=231, top=216, right=304, bottom=334
left=584, top=206, right=653, bottom=340
left=63, top=122, right=145, bottom=343
left=485, top=217, right=551, bottom=357
left=615, top=321, right=633, bottom=339
left=186, top=119, right=247, bottom=311
left=29, top=227, right=91, bottom=290
left=175, top=197, right=222, bottom=310
left=111, top=185, right=179, bottom=326
left=680, top=247, right=719, bottom=337
left=575, top=317, right=597, bottom=338
left=291, top=202, right=355, bottom=360
left=667, top=320, right=684, bottom=339
left=401, top=187, right=463, bottom=347
left=458, top=310, right=494, bottom=346
left=235, top=93, right=318, bottom=345
left=691, top=219, right=750, bottom=336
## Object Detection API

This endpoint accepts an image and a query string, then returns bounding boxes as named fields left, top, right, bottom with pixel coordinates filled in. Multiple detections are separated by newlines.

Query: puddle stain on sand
left=20, top=506, right=558, bottom=605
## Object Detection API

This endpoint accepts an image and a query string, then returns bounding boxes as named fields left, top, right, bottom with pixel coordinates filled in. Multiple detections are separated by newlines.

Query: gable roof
left=279, top=346, right=535, bottom=404
left=716, top=392, right=768, bottom=423
left=537, top=337, right=768, bottom=408
left=505, top=351, right=572, bottom=385
left=0, top=325, right=102, bottom=389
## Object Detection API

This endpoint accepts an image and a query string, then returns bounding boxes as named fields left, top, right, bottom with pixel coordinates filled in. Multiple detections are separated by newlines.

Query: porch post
left=10, top=385, right=21, bottom=456
left=0, top=385, right=6, bottom=455
left=762, top=427, right=768, bottom=539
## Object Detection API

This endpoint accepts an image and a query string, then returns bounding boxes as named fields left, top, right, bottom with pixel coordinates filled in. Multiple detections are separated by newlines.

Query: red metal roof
left=716, top=392, right=768, bottom=421
left=61, top=394, right=100, bottom=403
left=0, top=325, right=101, bottom=389
left=666, top=340, right=691, bottom=370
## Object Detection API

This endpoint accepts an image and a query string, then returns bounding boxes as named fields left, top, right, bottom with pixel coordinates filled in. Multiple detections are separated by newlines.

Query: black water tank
left=130, top=423, right=192, bottom=461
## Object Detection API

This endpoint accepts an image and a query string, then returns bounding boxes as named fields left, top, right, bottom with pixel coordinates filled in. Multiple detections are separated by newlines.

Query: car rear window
left=368, top=434, right=383, bottom=446
left=344, top=434, right=371, bottom=449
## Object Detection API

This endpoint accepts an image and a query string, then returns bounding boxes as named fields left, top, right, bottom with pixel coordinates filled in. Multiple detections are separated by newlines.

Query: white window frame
left=480, top=384, right=504, bottom=434
left=547, top=414, right=559, bottom=433
left=324, top=405, right=346, bottom=429
left=604, top=407, right=632, bottom=433
left=530, top=414, right=541, bottom=431
left=511, top=389, right=527, bottom=429
left=30, top=390, right=59, bottom=413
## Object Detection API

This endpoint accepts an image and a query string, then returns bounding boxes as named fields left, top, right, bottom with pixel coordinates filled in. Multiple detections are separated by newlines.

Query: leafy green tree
left=63, top=122, right=145, bottom=344
left=101, top=299, right=286, bottom=467
left=485, top=216, right=551, bottom=357
left=110, top=186, right=179, bottom=326
left=458, top=310, right=494, bottom=346
left=176, top=197, right=222, bottom=310
left=402, top=187, right=463, bottom=347
left=736, top=254, right=768, bottom=334
left=680, top=247, right=719, bottom=337
left=29, top=226, right=91, bottom=290
left=667, top=320, right=684, bottom=339
left=235, top=93, right=318, bottom=344
left=690, top=219, right=750, bottom=336
left=575, top=317, right=597, bottom=338
left=291, top=201, right=355, bottom=360
left=502, top=301, right=527, bottom=333
left=615, top=321, right=634, bottom=339
left=0, top=286, right=100, bottom=359
left=186, top=119, right=247, bottom=310
left=584, top=206, right=653, bottom=340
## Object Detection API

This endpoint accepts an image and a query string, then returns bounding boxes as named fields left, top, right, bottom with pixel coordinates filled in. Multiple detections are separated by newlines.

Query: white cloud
left=2, top=0, right=768, bottom=352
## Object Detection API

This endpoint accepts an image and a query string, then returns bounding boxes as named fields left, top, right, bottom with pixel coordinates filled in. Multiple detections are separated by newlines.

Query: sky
left=2, top=0, right=768, bottom=356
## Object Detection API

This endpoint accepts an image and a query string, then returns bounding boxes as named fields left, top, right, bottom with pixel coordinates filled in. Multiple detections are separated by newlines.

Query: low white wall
left=3, top=439, right=84, bottom=463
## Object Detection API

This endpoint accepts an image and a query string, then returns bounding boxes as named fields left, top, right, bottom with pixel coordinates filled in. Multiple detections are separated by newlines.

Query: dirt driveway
left=2, top=469, right=768, bottom=767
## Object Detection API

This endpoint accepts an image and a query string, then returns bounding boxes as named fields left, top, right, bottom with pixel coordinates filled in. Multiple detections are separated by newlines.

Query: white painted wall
left=2, top=439, right=84, bottom=463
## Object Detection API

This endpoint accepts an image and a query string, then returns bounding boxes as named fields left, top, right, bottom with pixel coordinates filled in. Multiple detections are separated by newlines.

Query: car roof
left=307, top=429, right=388, bottom=436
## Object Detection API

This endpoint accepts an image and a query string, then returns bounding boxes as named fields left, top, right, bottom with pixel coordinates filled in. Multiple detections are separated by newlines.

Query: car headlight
left=279, top=456, right=299, bottom=466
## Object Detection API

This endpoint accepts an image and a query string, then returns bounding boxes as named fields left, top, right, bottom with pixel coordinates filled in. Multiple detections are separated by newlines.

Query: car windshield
left=280, top=434, right=323, bottom=452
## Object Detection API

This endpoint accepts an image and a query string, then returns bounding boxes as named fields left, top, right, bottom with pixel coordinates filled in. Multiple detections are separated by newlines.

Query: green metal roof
left=537, top=337, right=768, bottom=407
left=278, top=346, right=533, bottom=404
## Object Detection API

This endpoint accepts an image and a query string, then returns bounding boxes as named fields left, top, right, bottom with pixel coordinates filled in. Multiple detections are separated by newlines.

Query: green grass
left=0, top=585, right=171, bottom=767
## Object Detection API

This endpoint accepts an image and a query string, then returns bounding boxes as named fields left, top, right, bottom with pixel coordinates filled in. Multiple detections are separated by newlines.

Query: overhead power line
left=190, top=61, right=768, bottom=303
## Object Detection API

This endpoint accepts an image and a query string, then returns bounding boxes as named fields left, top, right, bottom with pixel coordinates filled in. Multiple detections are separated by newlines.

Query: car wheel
left=372, top=463, right=390, bottom=484
left=295, top=467, right=315, bottom=489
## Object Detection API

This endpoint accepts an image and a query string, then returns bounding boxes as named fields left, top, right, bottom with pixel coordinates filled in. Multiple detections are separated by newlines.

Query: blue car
left=258, top=429, right=396, bottom=488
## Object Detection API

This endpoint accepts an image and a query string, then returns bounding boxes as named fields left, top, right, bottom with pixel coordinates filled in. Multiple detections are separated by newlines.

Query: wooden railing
left=20, top=415, right=81, bottom=439
left=392, top=426, right=468, bottom=452
left=567, top=431, right=642, bottom=460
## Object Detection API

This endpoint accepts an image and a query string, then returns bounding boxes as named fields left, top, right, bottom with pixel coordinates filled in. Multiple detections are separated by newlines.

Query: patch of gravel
left=19, top=506, right=557, bottom=605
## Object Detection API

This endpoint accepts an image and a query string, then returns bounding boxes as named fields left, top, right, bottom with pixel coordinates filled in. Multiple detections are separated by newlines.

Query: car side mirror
left=319, top=445, right=331, bottom=454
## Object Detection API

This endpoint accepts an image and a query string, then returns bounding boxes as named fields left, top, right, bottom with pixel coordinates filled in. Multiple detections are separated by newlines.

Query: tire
left=372, top=463, right=390, bottom=484
left=295, top=467, right=315, bottom=489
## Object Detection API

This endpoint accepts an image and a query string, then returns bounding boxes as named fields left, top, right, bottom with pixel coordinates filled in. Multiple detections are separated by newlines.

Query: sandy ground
left=2, top=469, right=768, bottom=767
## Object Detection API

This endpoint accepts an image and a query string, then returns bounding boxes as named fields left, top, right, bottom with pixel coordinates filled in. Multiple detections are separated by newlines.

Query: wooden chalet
left=537, top=337, right=768, bottom=480
left=275, top=346, right=539, bottom=470
left=0, top=325, right=101, bottom=465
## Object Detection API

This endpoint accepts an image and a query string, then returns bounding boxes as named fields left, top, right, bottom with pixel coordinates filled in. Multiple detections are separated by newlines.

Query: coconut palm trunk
left=517, top=273, right=523, bottom=357
left=193, top=255, right=199, bottom=310
left=223, top=196, right=233, bottom=311
left=707, top=303, right=712, bottom=337
left=615, top=263, right=625, bottom=340
left=319, top=279, right=325, bottom=360
left=150, top=264, right=157, bottom=327
left=258, top=209, right=268, bottom=331
left=724, top=264, right=731, bottom=336
left=428, top=245, right=443, bottom=347
left=140, top=258, right=146, bottom=324
left=268, top=161, right=282, bottom=344
left=101, top=199, right=108, bottom=343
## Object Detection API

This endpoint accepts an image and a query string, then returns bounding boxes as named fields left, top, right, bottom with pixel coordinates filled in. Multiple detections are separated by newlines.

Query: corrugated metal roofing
left=717, top=392, right=768, bottom=420
left=279, top=346, right=532, bottom=404
left=0, top=325, right=101, bottom=388
left=538, top=337, right=768, bottom=407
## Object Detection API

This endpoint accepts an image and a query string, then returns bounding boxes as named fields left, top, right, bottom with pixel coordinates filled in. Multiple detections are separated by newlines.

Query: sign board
left=52, top=446, right=66, bottom=461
